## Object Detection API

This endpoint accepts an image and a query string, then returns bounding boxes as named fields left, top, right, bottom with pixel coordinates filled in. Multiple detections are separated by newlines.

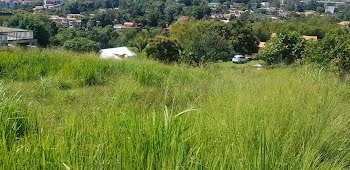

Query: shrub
left=63, top=38, right=101, bottom=52
left=145, top=36, right=181, bottom=63
left=303, top=29, right=350, bottom=76
left=258, top=29, right=306, bottom=65
left=185, top=31, right=230, bottom=66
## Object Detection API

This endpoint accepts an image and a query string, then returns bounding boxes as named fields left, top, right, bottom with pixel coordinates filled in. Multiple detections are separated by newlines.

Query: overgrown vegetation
left=303, top=29, right=350, bottom=76
left=258, top=29, right=306, bottom=65
left=0, top=49, right=349, bottom=169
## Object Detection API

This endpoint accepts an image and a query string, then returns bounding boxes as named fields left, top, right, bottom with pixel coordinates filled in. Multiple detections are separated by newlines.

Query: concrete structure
left=317, top=1, right=346, bottom=13
left=0, top=27, right=34, bottom=45
left=325, top=2, right=336, bottom=13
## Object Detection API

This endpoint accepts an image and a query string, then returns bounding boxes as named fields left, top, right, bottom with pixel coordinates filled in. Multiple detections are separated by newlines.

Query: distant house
left=44, top=0, right=63, bottom=6
left=178, top=16, right=189, bottom=21
left=260, top=2, right=270, bottom=8
left=208, top=2, right=220, bottom=8
left=67, top=14, right=85, bottom=19
left=68, top=19, right=82, bottom=28
left=296, top=10, right=316, bottom=16
left=49, top=15, right=69, bottom=27
left=99, top=9, right=107, bottom=14
left=210, top=13, right=225, bottom=19
left=114, top=22, right=139, bottom=31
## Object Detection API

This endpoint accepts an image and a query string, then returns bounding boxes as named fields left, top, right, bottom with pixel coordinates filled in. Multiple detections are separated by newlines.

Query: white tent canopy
left=100, top=47, right=135, bottom=60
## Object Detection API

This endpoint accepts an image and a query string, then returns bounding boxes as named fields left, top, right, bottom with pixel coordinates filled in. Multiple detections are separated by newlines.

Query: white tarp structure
left=100, top=47, right=136, bottom=60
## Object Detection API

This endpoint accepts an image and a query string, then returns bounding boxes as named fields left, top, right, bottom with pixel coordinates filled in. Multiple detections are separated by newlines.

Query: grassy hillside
left=0, top=49, right=350, bottom=169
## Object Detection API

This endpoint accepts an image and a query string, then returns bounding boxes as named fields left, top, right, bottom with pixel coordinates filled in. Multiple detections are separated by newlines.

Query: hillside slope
left=0, top=49, right=350, bottom=169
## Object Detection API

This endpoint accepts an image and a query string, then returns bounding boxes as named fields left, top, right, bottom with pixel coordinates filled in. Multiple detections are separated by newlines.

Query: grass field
left=0, top=48, right=350, bottom=169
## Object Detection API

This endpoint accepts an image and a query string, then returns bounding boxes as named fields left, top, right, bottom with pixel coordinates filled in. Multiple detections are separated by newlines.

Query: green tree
left=258, top=29, right=306, bottom=65
left=145, top=36, right=181, bottom=63
left=303, top=29, right=350, bottom=76
left=54, top=28, right=78, bottom=46
left=222, top=20, right=259, bottom=55
left=63, top=38, right=101, bottom=52
left=316, top=7, right=325, bottom=14
left=114, top=29, right=138, bottom=47
left=130, top=30, right=150, bottom=52
left=186, top=30, right=230, bottom=65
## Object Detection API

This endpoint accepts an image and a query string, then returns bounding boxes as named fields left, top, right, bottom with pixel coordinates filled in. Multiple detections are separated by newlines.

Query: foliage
left=63, top=38, right=101, bottom=52
left=258, top=29, right=306, bottom=65
left=54, top=26, right=117, bottom=48
left=251, top=15, right=341, bottom=41
left=303, top=29, right=350, bottom=75
left=170, top=20, right=258, bottom=65
left=145, top=36, right=181, bottom=63
left=223, top=20, right=259, bottom=55
left=336, top=6, right=350, bottom=21
left=129, top=30, right=150, bottom=52
left=186, top=30, right=230, bottom=65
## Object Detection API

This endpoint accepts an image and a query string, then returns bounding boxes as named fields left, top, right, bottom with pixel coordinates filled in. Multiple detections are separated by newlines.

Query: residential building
left=260, top=2, right=270, bottom=8
left=325, top=3, right=336, bottom=13
left=178, top=16, right=189, bottom=21
left=210, top=13, right=225, bottom=19
left=49, top=15, right=68, bottom=27
left=67, top=14, right=85, bottom=19
left=44, top=0, right=63, bottom=5
left=68, top=19, right=82, bottom=28
left=99, top=9, right=107, bottom=14
left=114, top=22, right=139, bottom=31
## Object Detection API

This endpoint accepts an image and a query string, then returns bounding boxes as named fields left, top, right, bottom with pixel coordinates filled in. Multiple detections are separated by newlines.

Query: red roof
left=178, top=16, right=189, bottom=21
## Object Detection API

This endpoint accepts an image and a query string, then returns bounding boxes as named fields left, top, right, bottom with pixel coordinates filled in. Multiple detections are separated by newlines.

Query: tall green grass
left=0, top=49, right=349, bottom=169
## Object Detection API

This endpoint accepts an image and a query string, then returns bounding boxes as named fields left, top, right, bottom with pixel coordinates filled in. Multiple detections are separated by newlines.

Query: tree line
left=2, top=11, right=349, bottom=75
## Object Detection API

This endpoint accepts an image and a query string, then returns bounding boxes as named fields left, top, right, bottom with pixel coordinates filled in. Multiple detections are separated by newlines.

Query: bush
left=63, top=38, right=101, bottom=52
left=186, top=31, right=230, bottom=66
left=258, top=29, right=306, bottom=65
left=303, top=29, right=350, bottom=76
left=145, top=36, right=181, bottom=63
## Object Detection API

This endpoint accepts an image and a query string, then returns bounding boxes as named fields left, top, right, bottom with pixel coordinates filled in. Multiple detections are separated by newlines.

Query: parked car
left=232, top=55, right=248, bottom=64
